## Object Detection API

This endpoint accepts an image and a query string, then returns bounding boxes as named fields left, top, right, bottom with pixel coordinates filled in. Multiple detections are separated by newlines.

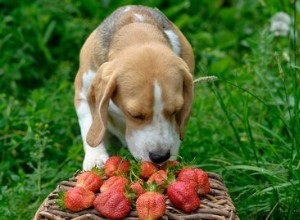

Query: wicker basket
left=34, top=172, right=239, bottom=220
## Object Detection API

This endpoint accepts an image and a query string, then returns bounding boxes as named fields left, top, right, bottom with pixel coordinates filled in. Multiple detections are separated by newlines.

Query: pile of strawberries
left=57, top=156, right=210, bottom=220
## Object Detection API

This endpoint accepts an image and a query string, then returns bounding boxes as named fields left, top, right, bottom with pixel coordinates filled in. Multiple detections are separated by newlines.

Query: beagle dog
left=74, top=5, right=195, bottom=170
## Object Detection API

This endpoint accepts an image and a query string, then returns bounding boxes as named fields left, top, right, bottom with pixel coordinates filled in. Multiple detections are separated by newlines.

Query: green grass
left=0, top=0, right=299, bottom=219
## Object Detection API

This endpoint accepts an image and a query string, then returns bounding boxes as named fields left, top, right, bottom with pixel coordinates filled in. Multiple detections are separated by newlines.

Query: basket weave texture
left=34, top=172, right=239, bottom=220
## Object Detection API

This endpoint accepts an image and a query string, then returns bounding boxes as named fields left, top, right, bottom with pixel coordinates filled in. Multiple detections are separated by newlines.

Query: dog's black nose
left=149, top=150, right=170, bottom=164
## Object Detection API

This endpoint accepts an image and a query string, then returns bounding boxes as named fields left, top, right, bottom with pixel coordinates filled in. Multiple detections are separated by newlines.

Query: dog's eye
left=133, top=114, right=145, bottom=120
left=128, top=112, right=145, bottom=121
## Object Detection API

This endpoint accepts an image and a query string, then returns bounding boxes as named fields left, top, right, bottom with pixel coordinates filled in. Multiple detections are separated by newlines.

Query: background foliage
left=0, top=0, right=299, bottom=219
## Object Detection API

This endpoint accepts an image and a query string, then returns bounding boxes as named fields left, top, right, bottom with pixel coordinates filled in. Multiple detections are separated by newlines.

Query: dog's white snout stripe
left=153, top=80, right=164, bottom=124
left=126, top=80, right=180, bottom=162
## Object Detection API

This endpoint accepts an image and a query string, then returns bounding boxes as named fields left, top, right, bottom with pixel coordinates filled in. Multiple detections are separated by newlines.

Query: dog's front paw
left=83, top=149, right=109, bottom=170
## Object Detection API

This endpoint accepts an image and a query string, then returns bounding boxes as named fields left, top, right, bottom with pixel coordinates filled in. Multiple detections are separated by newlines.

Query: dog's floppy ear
left=176, top=64, right=194, bottom=140
left=86, top=63, right=116, bottom=147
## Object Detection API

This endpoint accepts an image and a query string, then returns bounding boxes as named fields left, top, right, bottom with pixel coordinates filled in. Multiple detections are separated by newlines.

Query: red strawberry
left=160, top=160, right=180, bottom=171
left=202, top=181, right=211, bottom=195
left=104, top=156, right=131, bottom=177
left=167, top=181, right=200, bottom=213
left=76, top=170, right=103, bottom=192
left=139, top=161, right=158, bottom=179
left=100, top=176, right=129, bottom=193
left=147, top=170, right=167, bottom=188
left=94, top=190, right=131, bottom=219
left=117, top=159, right=131, bottom=175
left=177, top=167, right=210, bottom=195
left=136, top=191, right=166, bottom=220
left=58, top=187, right=95, bottom=212
left=130, top=180, right=145, bottom=197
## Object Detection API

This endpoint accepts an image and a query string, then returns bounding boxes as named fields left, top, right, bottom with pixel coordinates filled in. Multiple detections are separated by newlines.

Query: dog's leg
left=75, top=70, right=109, bottom=170
left=76, top=100, right=109, bottom=170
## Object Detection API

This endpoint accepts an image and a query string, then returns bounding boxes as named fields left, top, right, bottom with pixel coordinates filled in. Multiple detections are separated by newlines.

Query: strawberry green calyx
left=125, top=183, right=138, bottom=202
left=57, top=189, right=67, bottom=209
left=145, top=181, right=164, bottom=194
left=91, top=166, right=104, bottom=176
left=129, top=180, right=145, bottom=199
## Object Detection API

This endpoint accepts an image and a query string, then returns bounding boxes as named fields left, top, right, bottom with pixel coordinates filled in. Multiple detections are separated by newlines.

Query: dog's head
left=86, top=44, right=193, bottom=164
